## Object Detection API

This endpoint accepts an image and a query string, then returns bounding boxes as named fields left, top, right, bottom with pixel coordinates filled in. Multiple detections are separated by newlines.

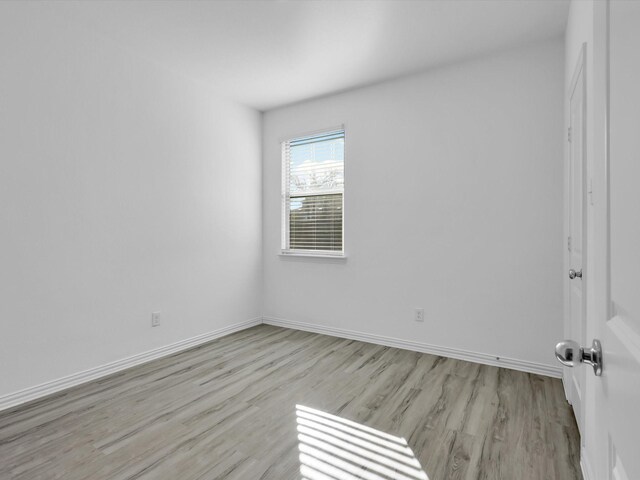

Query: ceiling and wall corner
left=34, top=0, right=570, bottom=111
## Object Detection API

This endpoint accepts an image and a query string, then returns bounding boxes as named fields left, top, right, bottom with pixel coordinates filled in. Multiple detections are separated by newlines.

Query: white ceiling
left=46, top=0, right=569, bottom=111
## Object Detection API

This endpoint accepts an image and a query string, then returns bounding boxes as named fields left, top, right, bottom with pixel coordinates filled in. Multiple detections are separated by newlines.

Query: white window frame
left=281, top=126, right=345, bottom=258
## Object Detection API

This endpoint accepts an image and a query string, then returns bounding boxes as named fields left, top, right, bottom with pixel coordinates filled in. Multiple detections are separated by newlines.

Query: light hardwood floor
left=0, top=325, right=581, bottom=480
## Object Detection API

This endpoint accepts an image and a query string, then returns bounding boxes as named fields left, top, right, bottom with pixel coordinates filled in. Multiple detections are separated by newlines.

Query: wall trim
left=580, top=447, right=595, bottom=480
left=0, top=317, right=262, bottom=413
left=263, top=316, right=562, bottom=378
left=2, top=314, right=563, bottom=413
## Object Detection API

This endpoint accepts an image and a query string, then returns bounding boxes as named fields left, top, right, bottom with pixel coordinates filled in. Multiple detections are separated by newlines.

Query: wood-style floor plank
left=0, top=325, right=581, bottom=480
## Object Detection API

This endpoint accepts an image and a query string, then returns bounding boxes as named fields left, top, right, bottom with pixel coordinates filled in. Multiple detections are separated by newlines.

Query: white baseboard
left=2, top=314, right=562, bottom=413
left=0, top=317, right=262, bottom=413
left=263, top=316, right=562, bottom=378
left=561, top=372, right=572, bottom=404
left=580, top=447, right=595, bottom=480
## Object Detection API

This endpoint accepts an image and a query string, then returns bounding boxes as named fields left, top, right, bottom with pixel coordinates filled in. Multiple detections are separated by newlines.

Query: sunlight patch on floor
left=296, top=404, right=429, bottom=480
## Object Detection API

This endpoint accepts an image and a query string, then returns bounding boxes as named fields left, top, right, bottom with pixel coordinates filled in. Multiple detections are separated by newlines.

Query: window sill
left=279, top=251, right=347, bottom=260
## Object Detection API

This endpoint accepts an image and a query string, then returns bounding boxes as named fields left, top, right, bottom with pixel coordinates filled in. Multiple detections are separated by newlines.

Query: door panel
left=599, top=1, right=640, bottom=478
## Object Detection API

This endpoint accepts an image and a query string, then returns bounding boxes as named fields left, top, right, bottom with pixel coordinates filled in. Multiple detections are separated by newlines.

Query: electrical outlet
left=151, top=311, right=161, bottom=327
left=415, top=308, right=424, bottom=322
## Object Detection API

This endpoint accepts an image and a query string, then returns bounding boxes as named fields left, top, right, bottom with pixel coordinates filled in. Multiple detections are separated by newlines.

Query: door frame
left=564, top=42, right=588, bottom=432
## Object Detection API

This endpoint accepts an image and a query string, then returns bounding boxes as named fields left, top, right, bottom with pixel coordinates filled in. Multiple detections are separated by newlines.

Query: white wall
left=0, top=3, right=566, bottom=402
left=263, top=39, right=565, bottom=369
left=0, top=6, right=262, bottom=398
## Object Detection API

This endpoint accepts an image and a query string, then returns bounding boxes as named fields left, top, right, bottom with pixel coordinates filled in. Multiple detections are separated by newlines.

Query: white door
left=566, top=45, right=587, bottom=434
left=559, top=3, right=640, bottom=478
left=595, top=1, right=640, bottom=478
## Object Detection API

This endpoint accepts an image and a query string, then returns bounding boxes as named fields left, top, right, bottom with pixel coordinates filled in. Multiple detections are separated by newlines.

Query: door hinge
left=568, top=127, right=572, bottom=143
left=568, top=236, right=572, bottom=251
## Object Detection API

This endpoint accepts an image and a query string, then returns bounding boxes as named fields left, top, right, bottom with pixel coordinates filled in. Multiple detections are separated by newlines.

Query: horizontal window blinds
left=282, top=129, right=344, bottom=253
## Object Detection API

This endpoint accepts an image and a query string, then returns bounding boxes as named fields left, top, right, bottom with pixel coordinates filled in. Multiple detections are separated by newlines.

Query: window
left=281, top=128, right=345, bottom=256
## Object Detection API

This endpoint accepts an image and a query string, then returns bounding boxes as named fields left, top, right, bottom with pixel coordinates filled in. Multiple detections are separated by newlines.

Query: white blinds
left=282, top=129, right=344, bottom=254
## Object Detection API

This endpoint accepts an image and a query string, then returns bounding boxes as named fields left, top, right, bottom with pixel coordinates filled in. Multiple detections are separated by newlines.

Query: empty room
left=1, top=0, right=639, bottom=479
